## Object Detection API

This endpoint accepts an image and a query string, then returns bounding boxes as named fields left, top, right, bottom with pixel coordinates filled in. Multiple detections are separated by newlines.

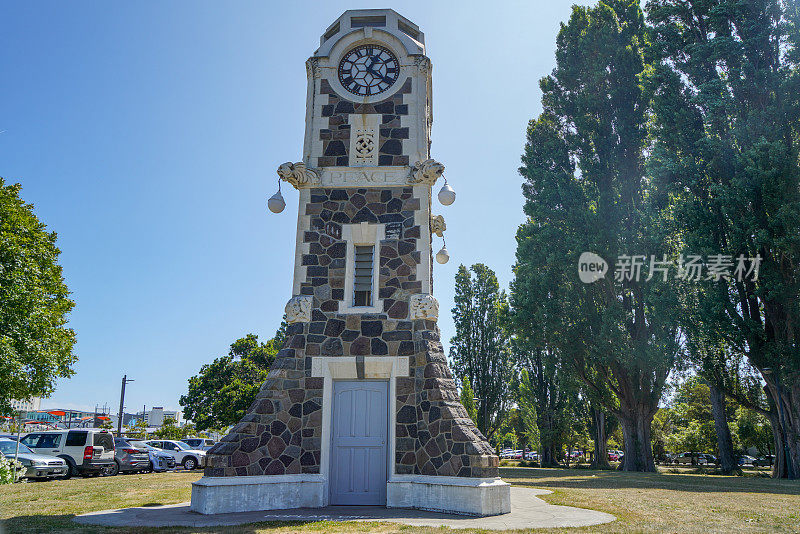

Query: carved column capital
left=410, top=294, right=439, bottom=321
left=306, top=57, right=322, bottom=79
left=285, top=295, right=313, bottom=324
left=414, top=56, right=431, bottom=73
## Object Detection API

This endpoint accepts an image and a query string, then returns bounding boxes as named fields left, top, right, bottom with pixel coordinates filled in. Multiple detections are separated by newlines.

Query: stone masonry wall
left=205, top=187, right=498, bottom=479
left=317, top=78, right=412, bottom=168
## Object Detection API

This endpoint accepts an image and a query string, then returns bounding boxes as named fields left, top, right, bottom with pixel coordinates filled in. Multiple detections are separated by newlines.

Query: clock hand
left=366, top=55, right=380, bottom=70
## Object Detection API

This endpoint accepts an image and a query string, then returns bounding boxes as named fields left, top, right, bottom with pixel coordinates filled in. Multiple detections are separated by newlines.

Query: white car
left=21, top=429, right=115, bottom=478
left=182, top=437, right=216, bottom=451
left=144, top=439, right=207, bottom=470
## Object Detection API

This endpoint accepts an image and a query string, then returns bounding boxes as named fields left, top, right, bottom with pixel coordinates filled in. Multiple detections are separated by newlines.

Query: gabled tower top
left=315, top=9, right=425, bottom=57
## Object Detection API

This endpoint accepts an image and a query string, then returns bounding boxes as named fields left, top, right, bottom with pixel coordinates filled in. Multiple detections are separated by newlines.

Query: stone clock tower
left=191, top=9, right=510, bottom=517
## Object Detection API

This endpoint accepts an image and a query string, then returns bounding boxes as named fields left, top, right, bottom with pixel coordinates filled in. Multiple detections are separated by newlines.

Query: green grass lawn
left=1, top=467, right=798, bottom=533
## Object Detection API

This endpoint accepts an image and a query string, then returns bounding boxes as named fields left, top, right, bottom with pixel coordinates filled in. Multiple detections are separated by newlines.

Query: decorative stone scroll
left=277, top=162, right=321, bottom=189
left=430, top=214, right=446, bottom=237
left=409, top=294, right=439, bottom=321
left=407, top=159, right=445, bottom=186
left=284, top=295, right=313, bottom=323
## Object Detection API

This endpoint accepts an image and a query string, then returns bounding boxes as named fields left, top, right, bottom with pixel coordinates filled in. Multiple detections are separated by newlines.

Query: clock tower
left=191, top=9, right=510, bottom=517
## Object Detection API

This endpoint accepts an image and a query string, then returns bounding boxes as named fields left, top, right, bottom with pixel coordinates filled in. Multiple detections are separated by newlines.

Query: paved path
left=74, top=487, right=615, bottom=530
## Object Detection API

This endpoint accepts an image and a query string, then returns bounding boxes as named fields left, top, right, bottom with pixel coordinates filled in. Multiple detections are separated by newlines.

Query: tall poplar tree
left=512, top=0, right=680, bottom=471
left=450, top=263, right=513, bottom=439
left=648, top=0, right=800, bottom=478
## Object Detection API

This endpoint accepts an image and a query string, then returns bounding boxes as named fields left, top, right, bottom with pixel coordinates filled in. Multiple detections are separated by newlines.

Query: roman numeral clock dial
left=338, top=45, right=399, bottom=96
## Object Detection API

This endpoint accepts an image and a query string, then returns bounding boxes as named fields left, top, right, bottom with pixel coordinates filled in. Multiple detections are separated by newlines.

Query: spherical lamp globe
left=268, top=190, right=286, bottom=213
left=435, top=245, right=450, bottom=264
left=438, top=182, right=456, bottom=206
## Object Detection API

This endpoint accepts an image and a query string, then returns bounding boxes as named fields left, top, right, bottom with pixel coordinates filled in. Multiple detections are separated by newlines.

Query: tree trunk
left=709, top=385, right=737, bottom=475
left=619, top=405, right=656, bottom=472
left=766, top=380, right=800, bottom=479
left=540, top=441, right=559, bottom=468
left=591, top=408, right=610, bottom=469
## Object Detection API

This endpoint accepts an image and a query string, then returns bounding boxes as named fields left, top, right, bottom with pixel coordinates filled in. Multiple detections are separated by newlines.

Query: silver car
left=0, top=438, right=67, bottom=480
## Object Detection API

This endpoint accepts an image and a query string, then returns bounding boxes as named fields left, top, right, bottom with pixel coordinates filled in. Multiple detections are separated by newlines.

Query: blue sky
left=1, top=1, right=591, bottom=415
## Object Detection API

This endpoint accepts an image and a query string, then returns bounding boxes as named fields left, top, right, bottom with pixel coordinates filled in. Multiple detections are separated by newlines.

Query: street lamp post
left=117, top=375, right=134, bottom=436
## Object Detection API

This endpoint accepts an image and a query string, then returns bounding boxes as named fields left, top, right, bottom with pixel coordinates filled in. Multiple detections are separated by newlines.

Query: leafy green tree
left=666, top=377, right=724, bottom=458
left=513, top=0, right=680, bottom=471
left=736, top=407, right=774, bottom=457
left=128, top=419, right=149, bottom=440
left=153, top=417, right=182, bottom=440
left=180, top=326, right=285, bottom=431
left=517, top=369, right=541, bottom=453
left=450, top=264, right=513, bottom=439
left=512, top=340, right=578, bottom=466
left=0, top=179, right=77, bottom=415
left=459, top=377, right=479, bottom=425
left=648, top=0, right=800, bottom=478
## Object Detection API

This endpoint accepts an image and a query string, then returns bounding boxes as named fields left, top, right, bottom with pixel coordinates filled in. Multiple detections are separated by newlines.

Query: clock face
left=338, top=45, right=399, bottom=97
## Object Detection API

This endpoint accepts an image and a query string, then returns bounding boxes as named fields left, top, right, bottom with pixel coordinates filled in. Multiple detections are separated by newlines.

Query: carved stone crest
left=407, top=159, right=445, bottom=186
left=410, top=294, right=439, bottom=321
left=285, top=295, right=313, bottom=324
left=277, top=162, right=321, bottom=189
left=431, top=214, right=446, bottom=237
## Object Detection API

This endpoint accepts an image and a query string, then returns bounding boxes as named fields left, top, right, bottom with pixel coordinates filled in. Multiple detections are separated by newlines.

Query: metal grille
left=353, top=245, right=374, bottom=306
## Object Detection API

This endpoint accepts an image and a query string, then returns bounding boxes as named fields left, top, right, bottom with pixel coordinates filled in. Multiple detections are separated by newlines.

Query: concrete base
left=387, top=475, right=511, bottom=516
left=190, top=474, right=324, bottom=515
left=191, top=474, right=510, bottom=517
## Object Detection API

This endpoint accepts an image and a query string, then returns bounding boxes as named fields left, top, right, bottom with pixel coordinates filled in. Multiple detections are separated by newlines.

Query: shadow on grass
left=500, top=466, right=800, bottom=495
left=2, top=514, right=340, bottom=534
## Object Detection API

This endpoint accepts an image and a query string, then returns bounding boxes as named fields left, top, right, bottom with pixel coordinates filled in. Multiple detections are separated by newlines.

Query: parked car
left=20, top=429, right=115, bottom=478
left=111, top=438, right=151, bottom=475
left=675, top=452, right=699, bottom=465
left=524, top=451, right=539, bottom=461
left=753, top=455, right=775, bottom=467
left=183, top=437, right=216, bottom=451
left=738, top=455, right=757, bottom=466
left=699, top=453, right=718, bottom=465
left=0, top=438, right=67, bottom=480
left=128, top=440, right=176, bottom=472
left=675, top=452, right=716, bottom=465
left=144, top=439, right=206, bottom=470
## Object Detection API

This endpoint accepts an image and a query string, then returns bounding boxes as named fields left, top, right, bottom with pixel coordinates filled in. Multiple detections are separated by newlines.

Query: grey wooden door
left=330, top=380, right=388, bottom=505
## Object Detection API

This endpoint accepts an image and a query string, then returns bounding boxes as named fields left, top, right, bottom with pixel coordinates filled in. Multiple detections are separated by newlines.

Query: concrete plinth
left=387, top=475, right=511, bottom=516
left=190, top=474, right=324, bottom=515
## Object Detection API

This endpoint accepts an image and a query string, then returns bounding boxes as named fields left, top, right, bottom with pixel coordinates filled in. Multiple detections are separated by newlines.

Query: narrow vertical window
left=353, top=245, right=374, bottom=306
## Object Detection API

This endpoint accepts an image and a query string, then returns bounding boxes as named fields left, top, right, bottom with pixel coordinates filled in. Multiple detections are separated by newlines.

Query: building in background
left=10, top=397, right=41, bottom=413
left=12, top=404, right=183, bottom=430
left=138, top=407, right=182, bottom=427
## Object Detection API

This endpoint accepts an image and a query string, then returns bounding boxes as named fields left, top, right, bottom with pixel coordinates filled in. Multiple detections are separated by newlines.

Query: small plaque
left=385, top=222, right=403, bottom=240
